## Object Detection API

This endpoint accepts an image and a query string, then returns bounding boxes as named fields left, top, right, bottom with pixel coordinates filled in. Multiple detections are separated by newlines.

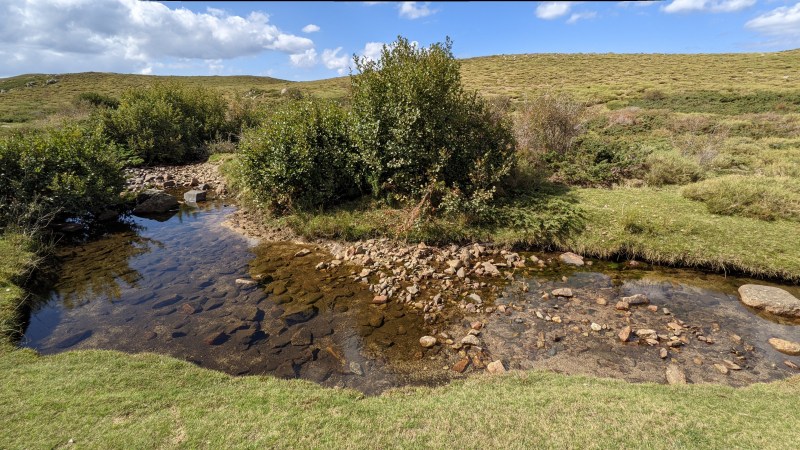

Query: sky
left=1, top=1, right=799, bottom=80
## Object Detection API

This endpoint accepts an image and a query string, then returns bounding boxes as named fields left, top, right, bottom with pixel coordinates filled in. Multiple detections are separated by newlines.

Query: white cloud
left=566, top=11, right=597, bottom=24
left=618, top=1, right=658, bottom=7
left=663, top=0, right=756, bottom=14
left=302, top=23, right=320, bottom=33
left=398, top=2, right=436, bottom=19
left=746, top=2, right=800, bottom=37
left=536, top=2, right=573, bottom=20
left=0, top=0, right=314, bottom=76
left=289, top=48, right=318, bottom=68
left=322, top=47, right=350, bottom=75
left=362, top=42, right=385, bottom=62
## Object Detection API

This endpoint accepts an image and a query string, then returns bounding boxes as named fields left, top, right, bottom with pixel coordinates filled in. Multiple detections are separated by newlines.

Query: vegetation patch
left=683, top=175, right=800, bottom=222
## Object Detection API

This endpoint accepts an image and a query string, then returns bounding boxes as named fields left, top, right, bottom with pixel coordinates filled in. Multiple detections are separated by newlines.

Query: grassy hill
left=3, top=49, right=799, bottom=125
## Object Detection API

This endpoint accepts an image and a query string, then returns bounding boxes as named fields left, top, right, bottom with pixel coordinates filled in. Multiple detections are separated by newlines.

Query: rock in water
left=559, top=252, right=584, bottom=266
left=622, top=294, right=649, bottom=305
left=618, top=326, right=632, bottom=342
left=552, top=288, right=573, bottom=298
left=768, top=337, right=800, bottom=356
left=738, top=284, right=800, bottom=318
left=183, top=190, right=207, bottom=203
left=419, top=336, right=437, bottom=348
left=665, top=364, right=687, bottom=385
left=133, top=190, right=178, bottom=214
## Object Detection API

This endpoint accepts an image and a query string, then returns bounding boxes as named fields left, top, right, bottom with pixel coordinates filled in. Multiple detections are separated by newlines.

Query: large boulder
left=133, top=189, right=178, bottom=214
left=738, top=284, right=800, bottom=319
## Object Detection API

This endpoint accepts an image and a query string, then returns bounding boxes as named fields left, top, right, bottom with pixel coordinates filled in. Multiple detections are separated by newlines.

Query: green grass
left=0, top=233, right=36, bottom=352
left=1, top=349, right=798, bottom=449
left=682, top=175, right=800, bottom=222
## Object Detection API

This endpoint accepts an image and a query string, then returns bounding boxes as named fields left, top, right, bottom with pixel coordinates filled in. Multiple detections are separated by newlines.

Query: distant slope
left=2, top=49, right=799, bottom=123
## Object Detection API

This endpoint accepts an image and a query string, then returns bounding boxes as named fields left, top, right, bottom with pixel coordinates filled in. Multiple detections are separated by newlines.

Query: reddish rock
left=452, top=358, right=470, bottom=373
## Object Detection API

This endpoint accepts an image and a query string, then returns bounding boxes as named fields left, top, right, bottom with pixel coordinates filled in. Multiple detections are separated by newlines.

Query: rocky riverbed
left=24, top=162, right=799, bottom=393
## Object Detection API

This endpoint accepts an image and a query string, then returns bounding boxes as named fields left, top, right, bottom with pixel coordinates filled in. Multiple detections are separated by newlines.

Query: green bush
left=515, top=92, right=585, bottom=157
left=350, top=37, right=515, bottom=200
left=0, top=126, right=127, bottom=226
left=75, top=92, right=120, bottom=109
left=545, top=134, right=650, bottom=187
left=644, top=152, right=704, bottom=186
left=238, top=99, right=362, bottom=212
left=97, top=83, right=227, bottom=165
left=683, top=175, right=800, bottom=222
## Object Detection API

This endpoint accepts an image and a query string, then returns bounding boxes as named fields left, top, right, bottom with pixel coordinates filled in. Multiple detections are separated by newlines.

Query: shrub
left=238, top=99, right=362, bottom=212
left=515, top=91, right=585, bottom=158
left=75, top=92, right=120, bottom=109
left=683, top=175, right=800, bottom=222
left=545, top=134, right=651, bottom=187
left=97, top=83, right=227, bottom=165
left=0, top=126, right=127, bottom=227
left=350, top=36, right=515, bottom=200
left=644, top=152, right=704, bottom=186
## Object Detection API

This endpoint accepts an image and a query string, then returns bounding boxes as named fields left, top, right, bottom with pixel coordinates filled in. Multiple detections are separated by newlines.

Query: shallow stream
left=22, top=198, right=800, bottom=393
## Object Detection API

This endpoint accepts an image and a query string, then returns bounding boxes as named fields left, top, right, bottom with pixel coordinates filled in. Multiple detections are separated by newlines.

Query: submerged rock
left=768, top=337, right=800, bottom=356
left=738, top=284, right=800, bottom=318
left=559, top=252, right=584, bottom=266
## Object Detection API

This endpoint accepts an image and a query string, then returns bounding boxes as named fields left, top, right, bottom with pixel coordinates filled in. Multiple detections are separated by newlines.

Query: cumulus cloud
left=746, top=2, right=800, bottom=37
left=302, top=24, right=320, bottom=33
left=662, top=0, right=756, bottom=14
left=321, top=47, right=350, bottom=75
left=398, top=2, right=437, bottom=19
left=0, top=0, right=314, bottom=76
left=536, top=2, right=574, bottom=20
left=289, top=49, right=318, bottom=68
left=361, top=42, right=385, bottom=62
left=566, top=11, right=597, bottom=24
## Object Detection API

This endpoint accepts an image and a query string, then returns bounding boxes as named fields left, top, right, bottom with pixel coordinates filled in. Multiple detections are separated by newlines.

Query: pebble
left=595, top=298, right=607, bottom=306
left=452, top=358, right=470, bottom=373
left=419, top=336, right=437, bottom=348
left=487, top=360, right=506, bottom=374
left=713, top=363, right=729, bottom=375
left=552, top=288, right=573, bottom=298
left=615, top=301, right=630, bottom=311
left=461, top=335, right=481, bottom=346
left=660, top=348, right=668, bottom=359
left=618, top=326, right=631, bottom=342
left=665, top=364, right=687, bottom=385
left=590, top=323, right=602, bottom=332
left=294, top=249, right=311, bottom=257
left=349, top=361, right=364, bottom=376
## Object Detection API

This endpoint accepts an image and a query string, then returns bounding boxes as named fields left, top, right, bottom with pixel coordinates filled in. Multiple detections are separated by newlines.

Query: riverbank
left=2, top=349, right=799, bottom=449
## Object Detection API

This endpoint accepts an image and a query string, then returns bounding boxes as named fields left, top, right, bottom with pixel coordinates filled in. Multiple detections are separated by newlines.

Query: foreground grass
left=0, top=233, right=36, bottom=352
left=1, top=349, right=798, bottom=449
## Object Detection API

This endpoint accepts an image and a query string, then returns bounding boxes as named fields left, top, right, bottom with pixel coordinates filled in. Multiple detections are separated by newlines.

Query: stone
left=768, top=337, right=800, bottom=356
left=368, top=314, right=384, bottom=328
left=622, top=294, right=649, bottom=305
left=665, top=364, right=687, bottom=385
left=204, top=331, right=228, bottom=346
left=419, top=336, right=437, bottom=348
left=559, top=252, right=584, bottom=266
left=291, top=328, right=313, bottom=346
left=183, top=190, right=206, bottom=203
left=461, top=335, right=480, bottom=346
left=635, top=329, right=657, bottom=338
left=618, top=326, right=632, bottom=342
left=590, top=323, right=602, bottom=332
left=235, top=278, right=257, bottom=287
left=349, top=361, right=364, bottom=376
left=372, top=295, right=388, bottom=305
left=470, top=321, right=483, bottom=330
left=481, top=261, right=501, bottom=276
left=456, top=267, right=466, bottom=278
left=660, top=348, right=668, bottom=359
left=713, top=363, right=729, bottom=375
left=180, top=303, right=199, bottom=315
left=785, top=360, right=800, bottom=370
left=722, top=359, right=742, bottom=370
left=487, top=360, right=506, bottom=374
left=615, top=301, right=630, bottom=311
left=133, top=190, right=178, bottom=214
left=281, top=304, right=318, bottom=325
left=596, top=298, right=608, bottom=306
left=647, top=305, right=658, bottom=312
left=452, top=358, right=470, bottom=373
left=406, top=285, right=419, bottom=295
left=552, top=288, right=573, bottom=298
left=739, top=284, right=800, bottom=318
left=294, top=249, right=312, bottom=257
left=467, top=293, right=482, bottom=304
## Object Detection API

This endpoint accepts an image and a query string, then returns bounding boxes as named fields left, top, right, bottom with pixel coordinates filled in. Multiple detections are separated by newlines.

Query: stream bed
left=22, top=198, right=800, bottom=394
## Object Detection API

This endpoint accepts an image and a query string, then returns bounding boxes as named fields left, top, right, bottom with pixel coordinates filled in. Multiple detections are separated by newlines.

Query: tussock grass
left=683, top=175, right=800, bottom=222
left=1, top=349, right=799, bottom=449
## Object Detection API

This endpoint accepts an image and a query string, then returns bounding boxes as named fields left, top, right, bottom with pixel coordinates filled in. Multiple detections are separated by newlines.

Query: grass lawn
left=2, top=349, right=799, bottom=449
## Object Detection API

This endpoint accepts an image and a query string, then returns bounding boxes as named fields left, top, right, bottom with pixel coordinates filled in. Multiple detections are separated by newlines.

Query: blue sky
left=2, top=1, right=799, bottom=79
